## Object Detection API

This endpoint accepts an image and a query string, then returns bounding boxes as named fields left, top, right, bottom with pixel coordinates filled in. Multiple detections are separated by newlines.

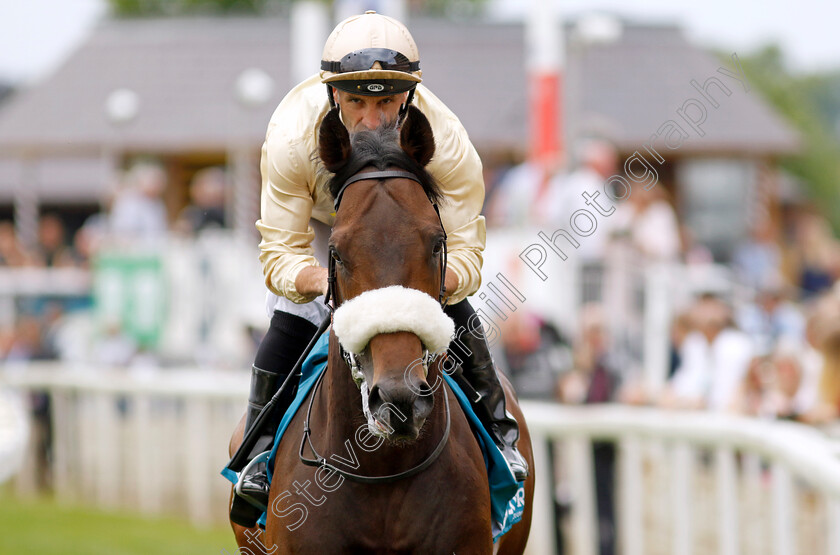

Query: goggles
left=321, top=48, right=420, bottom=74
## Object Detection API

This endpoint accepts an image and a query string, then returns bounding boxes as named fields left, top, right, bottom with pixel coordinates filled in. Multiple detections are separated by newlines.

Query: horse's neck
left=321, top=335, right=447, bottom=474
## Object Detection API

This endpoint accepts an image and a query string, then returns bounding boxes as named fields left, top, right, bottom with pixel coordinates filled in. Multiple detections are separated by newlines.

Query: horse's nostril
left=367, top=384, right=384, bottom=411
left=414, top=393, right=433, bottom=421
left=416, top=381, right=433, bottom=398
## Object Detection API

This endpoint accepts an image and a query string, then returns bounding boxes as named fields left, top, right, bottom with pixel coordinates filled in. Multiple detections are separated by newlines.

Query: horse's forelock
left=327, top=125, right=442, bottom=206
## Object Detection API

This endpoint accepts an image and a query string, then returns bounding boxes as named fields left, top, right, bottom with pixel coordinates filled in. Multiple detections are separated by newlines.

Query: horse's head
left=319, top=105, right=453, bottom=443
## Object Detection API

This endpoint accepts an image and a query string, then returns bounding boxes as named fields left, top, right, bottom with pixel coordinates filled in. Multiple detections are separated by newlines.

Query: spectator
left=109, top=161, right=169, bottom=244
left=736, top=277, right=806, bottom=355
left=799, top=289, right=840, bottom=424
left=794, top=212, right=837, bottom=300
left=558, top=304, right=621, bottom=405
left=679, top=225, right=714, bottom=266
left=67, top=212, right=109, bottom=268
left=557, top=303, right=620, bottom=555
left=808, top=328, right=840, bottom=424
left=661, top=295, right=755, bottom=411
left=545, top=139, right=619, bottom=261
left=668, top=311, right=694, bottom=379
left=486, top=160, right=560, bottom=228
left=4, top=315, right=55, bottom=362
left=174, top=167, right=228, bottom=235
left=499, top=311, right=572, bottom=401
left=733, top=217, right=781, bottom=290
left=610, top=183, right=681, bottom=262
left=792, top=300, right=832, bottom=418
left=731, top=347, right=803, bottom=419
left=33, top=214, right=73, bottom=267
left=730, top=355, right=774, bottom=417
left=773, top=347, right=806, bottom=418
left=93, top=322, right=138, bottom=367
left=0, top=221, right=34, bottom=266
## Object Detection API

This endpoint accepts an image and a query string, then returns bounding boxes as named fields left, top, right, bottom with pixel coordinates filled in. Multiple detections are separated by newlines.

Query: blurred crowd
left=487, top=141, right=840, bottom=555
left=3, top=144, right=839, bottom=427
left=490, top=139, right=840, bottom=426
left=0, top=161, right=229, bottom=366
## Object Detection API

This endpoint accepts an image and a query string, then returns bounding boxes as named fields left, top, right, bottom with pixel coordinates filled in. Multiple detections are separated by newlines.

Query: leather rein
left=299, top=168, right=451, bottom=484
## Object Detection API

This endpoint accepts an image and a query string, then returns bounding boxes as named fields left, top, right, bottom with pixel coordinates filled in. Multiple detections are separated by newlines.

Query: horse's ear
left=400, top=105, right=435, bottom=167
left=319, top=108, right=351, bottom=173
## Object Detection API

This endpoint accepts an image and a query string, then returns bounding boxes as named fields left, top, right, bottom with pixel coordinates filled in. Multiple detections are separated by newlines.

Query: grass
left=0, top=490, right=239, bottom=555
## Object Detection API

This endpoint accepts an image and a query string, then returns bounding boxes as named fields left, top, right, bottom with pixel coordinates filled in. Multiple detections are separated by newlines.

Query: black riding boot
left=233, top=365, right=284, bottom=514
left=445, top=301, right=529, bottom=482
left=230, top=311, right=317, bottom=527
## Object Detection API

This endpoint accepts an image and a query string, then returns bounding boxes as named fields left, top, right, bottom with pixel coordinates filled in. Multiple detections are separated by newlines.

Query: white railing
left=2, top=365, right=247, bottom=526
left=5, top=367, right=840, bottom=554
left=524, top=403, right=840, bottom=555
left=0, top=387, right=28, bottom=484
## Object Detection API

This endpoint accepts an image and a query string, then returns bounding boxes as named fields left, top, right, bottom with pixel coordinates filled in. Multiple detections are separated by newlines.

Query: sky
left=0, top=0, right=838, bottom=85
left=489, top=0, right=840, bottom=73
left=0, top=0, right=106, bottom=84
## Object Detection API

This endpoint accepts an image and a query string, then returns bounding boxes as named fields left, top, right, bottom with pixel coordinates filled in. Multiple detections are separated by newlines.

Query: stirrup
left=499, top=444, right=529, bottom=482
left=234, top=450, right=271, bottom=511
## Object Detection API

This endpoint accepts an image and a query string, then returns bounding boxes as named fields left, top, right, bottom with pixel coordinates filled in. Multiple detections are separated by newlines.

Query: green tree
left=107, top=0, right=282, bottom=17
left=106, top=0, right=488, bottom=17
left=735, top=46, right=840, bottom=230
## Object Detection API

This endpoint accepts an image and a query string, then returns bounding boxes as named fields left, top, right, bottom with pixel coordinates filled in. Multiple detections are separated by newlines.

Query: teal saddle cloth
left=222, top=331, right=525, bottom=541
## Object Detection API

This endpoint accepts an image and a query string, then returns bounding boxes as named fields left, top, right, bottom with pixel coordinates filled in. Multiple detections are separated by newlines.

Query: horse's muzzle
left=367, top=377, right=434, bottom=442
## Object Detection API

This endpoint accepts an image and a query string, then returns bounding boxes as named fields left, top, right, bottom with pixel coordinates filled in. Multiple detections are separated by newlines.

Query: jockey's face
left=334, top=90, right=409, bottom=132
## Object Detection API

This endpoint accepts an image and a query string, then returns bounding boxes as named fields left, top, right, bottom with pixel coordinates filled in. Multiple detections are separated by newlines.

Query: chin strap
left=398, top=88, right=416, bottom=122
left=326, top=84, right=337, bottom=109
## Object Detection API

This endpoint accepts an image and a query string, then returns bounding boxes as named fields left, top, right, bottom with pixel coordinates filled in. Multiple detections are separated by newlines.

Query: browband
left=333, top=170, right=423, bottom=210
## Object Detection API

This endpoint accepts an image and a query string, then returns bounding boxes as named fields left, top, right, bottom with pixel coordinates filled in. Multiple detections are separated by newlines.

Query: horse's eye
left=432, top=240, right=444, bottom=256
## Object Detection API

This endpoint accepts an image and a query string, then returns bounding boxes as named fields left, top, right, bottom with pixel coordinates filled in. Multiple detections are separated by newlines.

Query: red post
left=526, top=0, right=563, bottom=167
left=530, top=71, right=563, bottom=165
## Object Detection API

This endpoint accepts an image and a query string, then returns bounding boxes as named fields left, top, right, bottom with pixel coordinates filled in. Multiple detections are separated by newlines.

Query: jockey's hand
left=295, top=266, right=329, bottom=299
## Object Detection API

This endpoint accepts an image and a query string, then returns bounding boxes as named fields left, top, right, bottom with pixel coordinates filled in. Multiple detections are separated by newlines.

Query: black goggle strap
left=321, top=49, right=420, bottom=74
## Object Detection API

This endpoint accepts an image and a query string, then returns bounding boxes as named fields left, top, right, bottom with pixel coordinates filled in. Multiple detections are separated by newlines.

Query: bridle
left=325, top=169, right=448, bottom=310
left=325, top=168, right=448, bottom=384
left=299, top=167, right=451, bottom=484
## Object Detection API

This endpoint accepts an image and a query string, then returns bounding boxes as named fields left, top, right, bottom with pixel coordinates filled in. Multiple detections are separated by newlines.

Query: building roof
left=0, top=16, right=798, bottom=156
left=563, top=22, right=798, bottom=155
left=0, top=18, right=291, bottom=154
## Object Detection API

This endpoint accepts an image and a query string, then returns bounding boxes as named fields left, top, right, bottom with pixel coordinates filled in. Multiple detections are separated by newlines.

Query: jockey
left=232, top=11, right=528, bottom=524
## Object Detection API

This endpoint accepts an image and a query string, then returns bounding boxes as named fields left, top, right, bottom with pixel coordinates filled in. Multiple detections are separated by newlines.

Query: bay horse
left=229, top=106, right=534, bottom=554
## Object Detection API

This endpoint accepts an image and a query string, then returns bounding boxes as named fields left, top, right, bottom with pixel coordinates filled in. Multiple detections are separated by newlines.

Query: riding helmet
left=320, top=11, right=422, bottom=97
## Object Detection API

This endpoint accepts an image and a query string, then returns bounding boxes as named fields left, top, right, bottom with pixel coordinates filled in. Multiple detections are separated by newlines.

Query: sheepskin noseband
left=332, top=286, right=455, bottom=355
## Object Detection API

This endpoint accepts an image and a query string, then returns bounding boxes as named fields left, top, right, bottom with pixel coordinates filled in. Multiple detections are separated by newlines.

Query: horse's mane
left=326, top=124, right=443, bottom=206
